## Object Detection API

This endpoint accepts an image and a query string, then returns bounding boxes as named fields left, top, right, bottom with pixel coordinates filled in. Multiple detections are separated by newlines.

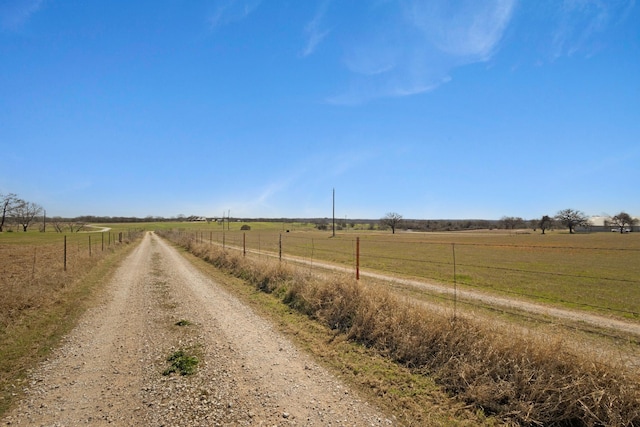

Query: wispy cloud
left=549, top=0, right=630, bottom=60
left=328, top=0, right=516, bottom=104
left=407, top=0, right=515, bottom=60
left=208, top=0, right=262, bottom=29
left=0, top=0, right=44, bottom=32
left=300, top=0, right=331, bottom=57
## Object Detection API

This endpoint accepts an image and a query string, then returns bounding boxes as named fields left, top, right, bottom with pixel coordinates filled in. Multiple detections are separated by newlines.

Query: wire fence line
left=0, top=230, right=142, bottom=280
left=178, top=230, right=640, bottom=321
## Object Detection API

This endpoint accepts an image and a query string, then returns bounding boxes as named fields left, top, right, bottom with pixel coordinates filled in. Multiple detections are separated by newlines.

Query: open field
left=159, top=230, right=640, bottom=425
left=138, top=222, right=640, bottom=321
left=2, top=224, right=639, bottom=425
left=0, top=229, right=143, bottom=415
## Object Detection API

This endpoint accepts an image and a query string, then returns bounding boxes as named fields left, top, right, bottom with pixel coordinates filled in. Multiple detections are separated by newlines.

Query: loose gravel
left=3, top=232, right=394, bottom=426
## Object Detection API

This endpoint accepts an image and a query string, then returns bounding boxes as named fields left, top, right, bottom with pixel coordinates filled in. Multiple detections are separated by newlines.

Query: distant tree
left=1, top=193, right=18, bottom=232
left=555, top=209, right=588, bottom=234
left=610, top=212, right=636, bottom=233
left=13, top=200, right=43, bottom=232
left=538, top=215, right=554, bottom=234
left=380, top=212, right=403, bottom=234
left=69, top=220, right=86, bottom=233
left=240, top=224, right=251, bottom=231
left=51, top=217, right=65, bottom=233
left=500, top=216, right=524, bottom=229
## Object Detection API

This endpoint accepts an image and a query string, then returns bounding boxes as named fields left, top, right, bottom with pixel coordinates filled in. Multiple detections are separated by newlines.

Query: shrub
left=157, top=229, right=640, bottom=426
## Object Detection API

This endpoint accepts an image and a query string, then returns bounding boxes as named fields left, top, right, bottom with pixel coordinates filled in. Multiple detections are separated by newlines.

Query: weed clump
left=158, top=230, right=640, bottom=426
left=163, top=350, right=198, bottom=376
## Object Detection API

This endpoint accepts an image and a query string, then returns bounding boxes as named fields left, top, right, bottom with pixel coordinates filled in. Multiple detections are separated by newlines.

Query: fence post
left=223, top=231, right=225, bottom=250
left=64, top=235, right=67, bottom=272
left=89, top=235, right=92, bottom=257
left=279, top=234, right=282, bottom=261
left=452, top=243, right=457, bottom=320
left=356, top=236, right=360, bottom=280
left=32, top=247, right=37, bottom=279
left=243, top=232, right=246, bottom=257
left=102, top=232, right=104, bottom=251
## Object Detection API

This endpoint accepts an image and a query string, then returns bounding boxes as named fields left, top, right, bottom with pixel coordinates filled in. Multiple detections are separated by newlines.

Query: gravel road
left=3, top=232, right=393, bottom=426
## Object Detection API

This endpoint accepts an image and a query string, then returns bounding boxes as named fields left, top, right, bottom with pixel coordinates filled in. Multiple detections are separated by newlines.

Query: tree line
left=0, top=193, right=44, bottom=232
left=380, top=209, right=638, bottom=234
left=0, top=193, right=90, bottom=233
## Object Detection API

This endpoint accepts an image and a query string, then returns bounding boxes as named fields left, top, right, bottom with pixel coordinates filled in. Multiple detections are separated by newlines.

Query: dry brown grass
left=0, top=231, right=143, bottom=415
left=163, top=230, right=640, bottom=426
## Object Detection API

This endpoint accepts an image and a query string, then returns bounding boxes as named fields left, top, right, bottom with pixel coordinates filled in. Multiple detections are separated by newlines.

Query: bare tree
left=555, top=209, right=588, bottom=234
left=51, top=217, right=65, bottom=233
left=1, top=193, right=18, bottom=232
left=380, top=212, right=403, bottom=234
left=610, top=212, right=636, bottom=233
left=538, top=215, right=554, bottom=234
left=500, top=216, right=524, bottom=230
left=13, top=200, right=44, bottom=232
left=69, top=220, right=86, bottom=233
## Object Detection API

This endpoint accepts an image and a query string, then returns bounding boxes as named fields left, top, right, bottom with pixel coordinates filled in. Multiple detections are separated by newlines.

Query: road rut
left=3, top=232, right=392, bottom=426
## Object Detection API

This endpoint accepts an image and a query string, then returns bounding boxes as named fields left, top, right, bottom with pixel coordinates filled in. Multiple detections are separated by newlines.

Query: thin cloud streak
left=0, top=0, right=44, bottom=31
left=208, top=0, right=262, bottom=28
left=300, top=0, right=331, bottom=57
left=550, top=0, right=622, bottom=59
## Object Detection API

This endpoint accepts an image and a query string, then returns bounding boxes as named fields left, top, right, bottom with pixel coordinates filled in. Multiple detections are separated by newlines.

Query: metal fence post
left=356, top=236, right=360, bottom=280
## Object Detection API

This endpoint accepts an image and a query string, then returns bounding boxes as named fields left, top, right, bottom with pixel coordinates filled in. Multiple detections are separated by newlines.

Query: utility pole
left=332, top=188, right=335, bottom=237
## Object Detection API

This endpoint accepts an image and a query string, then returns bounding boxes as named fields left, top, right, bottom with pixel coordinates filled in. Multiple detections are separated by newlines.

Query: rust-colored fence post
left=101, top=232, right=104, bottom=251
left=64, top=235, right=67, bottom=271
left=452, top=243, right=457, bottom=320
left=32, top=247, right=37, bottom=279
left=356, top=236, right=360, bottom=280
left=243, top=232, right=246, bottom=257
left=279, top=234, right=282, bottom=261
left=89, top=235, right=92, bottom=257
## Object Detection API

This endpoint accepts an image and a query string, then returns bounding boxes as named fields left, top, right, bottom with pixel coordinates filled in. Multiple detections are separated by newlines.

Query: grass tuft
left=162, top=349, right=199, bottom=376
left=159, top=230, right=640, bottom=426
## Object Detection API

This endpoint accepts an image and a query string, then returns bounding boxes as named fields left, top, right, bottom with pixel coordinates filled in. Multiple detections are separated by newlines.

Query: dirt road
left=3, top=232, right=393, bottom=426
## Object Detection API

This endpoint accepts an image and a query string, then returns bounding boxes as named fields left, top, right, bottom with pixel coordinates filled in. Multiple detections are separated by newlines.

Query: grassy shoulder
left=160, top=231, right=640, bottom=426
left=0, top=238, right=140, bottom=417
left=174, top=244, right=502, bottom=426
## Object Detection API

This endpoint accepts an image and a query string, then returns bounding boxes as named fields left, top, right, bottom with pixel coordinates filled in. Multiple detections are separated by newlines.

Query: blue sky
left=1, top=0, right=638, bottom=220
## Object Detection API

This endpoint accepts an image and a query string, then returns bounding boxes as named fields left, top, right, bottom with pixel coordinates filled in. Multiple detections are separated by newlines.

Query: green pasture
left=4, top=223, right=640, bottom=320
left=169, top=226, right=640, bottom=320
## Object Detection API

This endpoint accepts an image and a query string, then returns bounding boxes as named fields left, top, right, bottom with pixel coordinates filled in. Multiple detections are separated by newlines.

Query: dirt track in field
left=236, top=245, right=640, bottom=340
left=2, top=232, right=393, bottom=426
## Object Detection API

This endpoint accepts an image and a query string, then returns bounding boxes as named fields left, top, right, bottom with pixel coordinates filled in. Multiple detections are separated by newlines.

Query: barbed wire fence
left=180, top=230, right=640, bottom=323
left=0, top=230, right=143, bottom=280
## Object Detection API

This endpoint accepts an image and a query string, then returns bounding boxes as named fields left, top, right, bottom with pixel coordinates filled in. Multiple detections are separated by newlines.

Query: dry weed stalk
left=163, top=231, right=640, bottom=426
